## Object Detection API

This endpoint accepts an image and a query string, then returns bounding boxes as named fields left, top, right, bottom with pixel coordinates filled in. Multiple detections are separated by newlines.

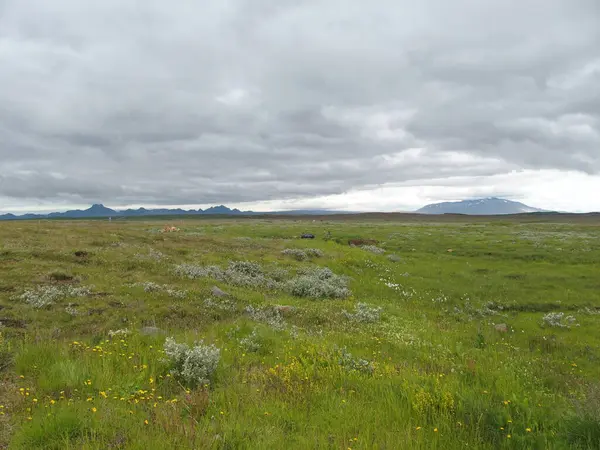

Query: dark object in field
left=301, top=234, right=315, bottom=239
left=74, top=250, right=88, bottom=258
left=348, top=239, right=378, bottom=246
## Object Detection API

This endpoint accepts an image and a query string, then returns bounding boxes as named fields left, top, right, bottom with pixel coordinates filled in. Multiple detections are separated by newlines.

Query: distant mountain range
left=0, top=204, right=346, bottom=220
left=0, top=204, right=244, bottom=220
left=0, top=198, right=563, bottom=220
left=417, top=197, right=546, bottom=215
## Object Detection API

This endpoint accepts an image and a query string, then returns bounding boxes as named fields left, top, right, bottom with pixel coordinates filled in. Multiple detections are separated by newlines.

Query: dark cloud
left=0, top=0, right=599, bottom=209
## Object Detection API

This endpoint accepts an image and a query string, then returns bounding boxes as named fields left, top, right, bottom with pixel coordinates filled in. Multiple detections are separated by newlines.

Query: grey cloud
left=0, top=0, right=599, bottom=208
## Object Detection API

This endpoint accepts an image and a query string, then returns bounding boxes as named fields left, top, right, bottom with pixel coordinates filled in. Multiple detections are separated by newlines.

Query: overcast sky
left=1, top=0, right=599, bottom=213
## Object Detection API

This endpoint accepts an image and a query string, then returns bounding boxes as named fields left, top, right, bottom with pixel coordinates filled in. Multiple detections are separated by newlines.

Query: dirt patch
left=348, top=239, right=378, bottom=246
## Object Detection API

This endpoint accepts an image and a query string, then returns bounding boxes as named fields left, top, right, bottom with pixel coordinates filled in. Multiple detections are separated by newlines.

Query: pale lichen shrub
left=361, top=245, right=385, bottom=255
left=541, top=312, right=578, bottom=328
left=343, top=302, right=382, bottom=323
left=238, top=329, right=262, bottom=353
left=337, top=347, right=374, bottom=375
left=175, top=261, right=283, bottom=290
left=164, top=288, right=187, bottom=299
left=224, top=261, right=281, bottom=289
left=227, top=261, right=262, bottom=277
left=204, top=297, right=237, bottom=312
left=270, top=267, right=289, bottom=282
left=578, top=307, right=600, bottom=316
left=282, top=248, right=324, bottom=261
left=20, top=286, right=64, bottom=308
left=163, top=337, right=221, bottom=387
left=19, top=285, right=92, bottom=309
left=244, top=305, right=286, bottom=330
left=133, top=282, right=187, bottom=298
left=65, top=286, right=93, bottom=297
left=281, top=249, right=307, bottom=261
left=64, top=303, right=79, bottom=317
left=108, top=328, right=131, bottom=338
left=174, top=263, right=223, bottom=280
left=286, top=267, right=351, bottom=300
left=135, top=281, right=162, bottom=292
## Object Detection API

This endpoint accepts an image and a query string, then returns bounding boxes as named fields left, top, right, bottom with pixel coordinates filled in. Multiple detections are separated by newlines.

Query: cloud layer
left=1, top=0, right=599, bottom=211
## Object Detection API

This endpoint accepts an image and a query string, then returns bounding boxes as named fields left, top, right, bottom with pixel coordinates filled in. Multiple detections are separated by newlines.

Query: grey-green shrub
left=19, top=285, right=92, bottom=309
left=163, top=337, right=221, bottom=387
left=343, top=302, right=382, bottom=323
left=286, top=267, right=351, bottom=299
left=282, top=248, right=324, bottom=261
left=133, top=282, right=187, bottom=298
left=541, top=312, right=578, bottom=328
left=361, top=245, right=385, bottom=254
left=281, top=248, right=307, bottom=261
left=338, top=347, right=374, bottom=375
left=174, top=260, right=282, bottom=290
left=174, top=264, right=222, bottom=280
left=239, top=329, right=262, bottom=352
left=244, top=305, right=286, bottom=330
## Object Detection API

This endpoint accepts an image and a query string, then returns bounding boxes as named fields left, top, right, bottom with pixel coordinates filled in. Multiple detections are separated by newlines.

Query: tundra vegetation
left=0, top=217, right=599, bottom=449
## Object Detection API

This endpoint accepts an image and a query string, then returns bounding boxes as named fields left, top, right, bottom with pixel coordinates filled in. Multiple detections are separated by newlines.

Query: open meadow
left=0, top=215, right=599, bottom=449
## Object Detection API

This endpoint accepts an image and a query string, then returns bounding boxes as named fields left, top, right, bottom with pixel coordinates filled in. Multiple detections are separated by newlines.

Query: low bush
left=163, top=337, right=221, bottom=387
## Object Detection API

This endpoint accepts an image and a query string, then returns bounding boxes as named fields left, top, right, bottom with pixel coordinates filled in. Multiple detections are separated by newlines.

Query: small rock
left=301, top=234, right=315, bottom=239
left=140, top=326, right=164, bottom=336
left=388, top=254, right=402, bottom=262
left=494, top=323, right=508, bottom=333
left=211, top=286, right=229, bottom=298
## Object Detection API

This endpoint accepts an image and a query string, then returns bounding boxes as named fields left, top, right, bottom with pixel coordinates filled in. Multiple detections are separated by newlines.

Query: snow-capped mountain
left=417, top=197, right=546, bottom=215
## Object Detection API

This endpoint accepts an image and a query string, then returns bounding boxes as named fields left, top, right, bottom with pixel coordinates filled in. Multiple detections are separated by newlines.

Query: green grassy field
left=1, top=217, right=599, bottom=449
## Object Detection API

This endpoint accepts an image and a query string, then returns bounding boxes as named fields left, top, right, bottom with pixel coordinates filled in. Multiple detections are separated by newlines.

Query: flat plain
left=0, top=215, right=599, bottom=449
